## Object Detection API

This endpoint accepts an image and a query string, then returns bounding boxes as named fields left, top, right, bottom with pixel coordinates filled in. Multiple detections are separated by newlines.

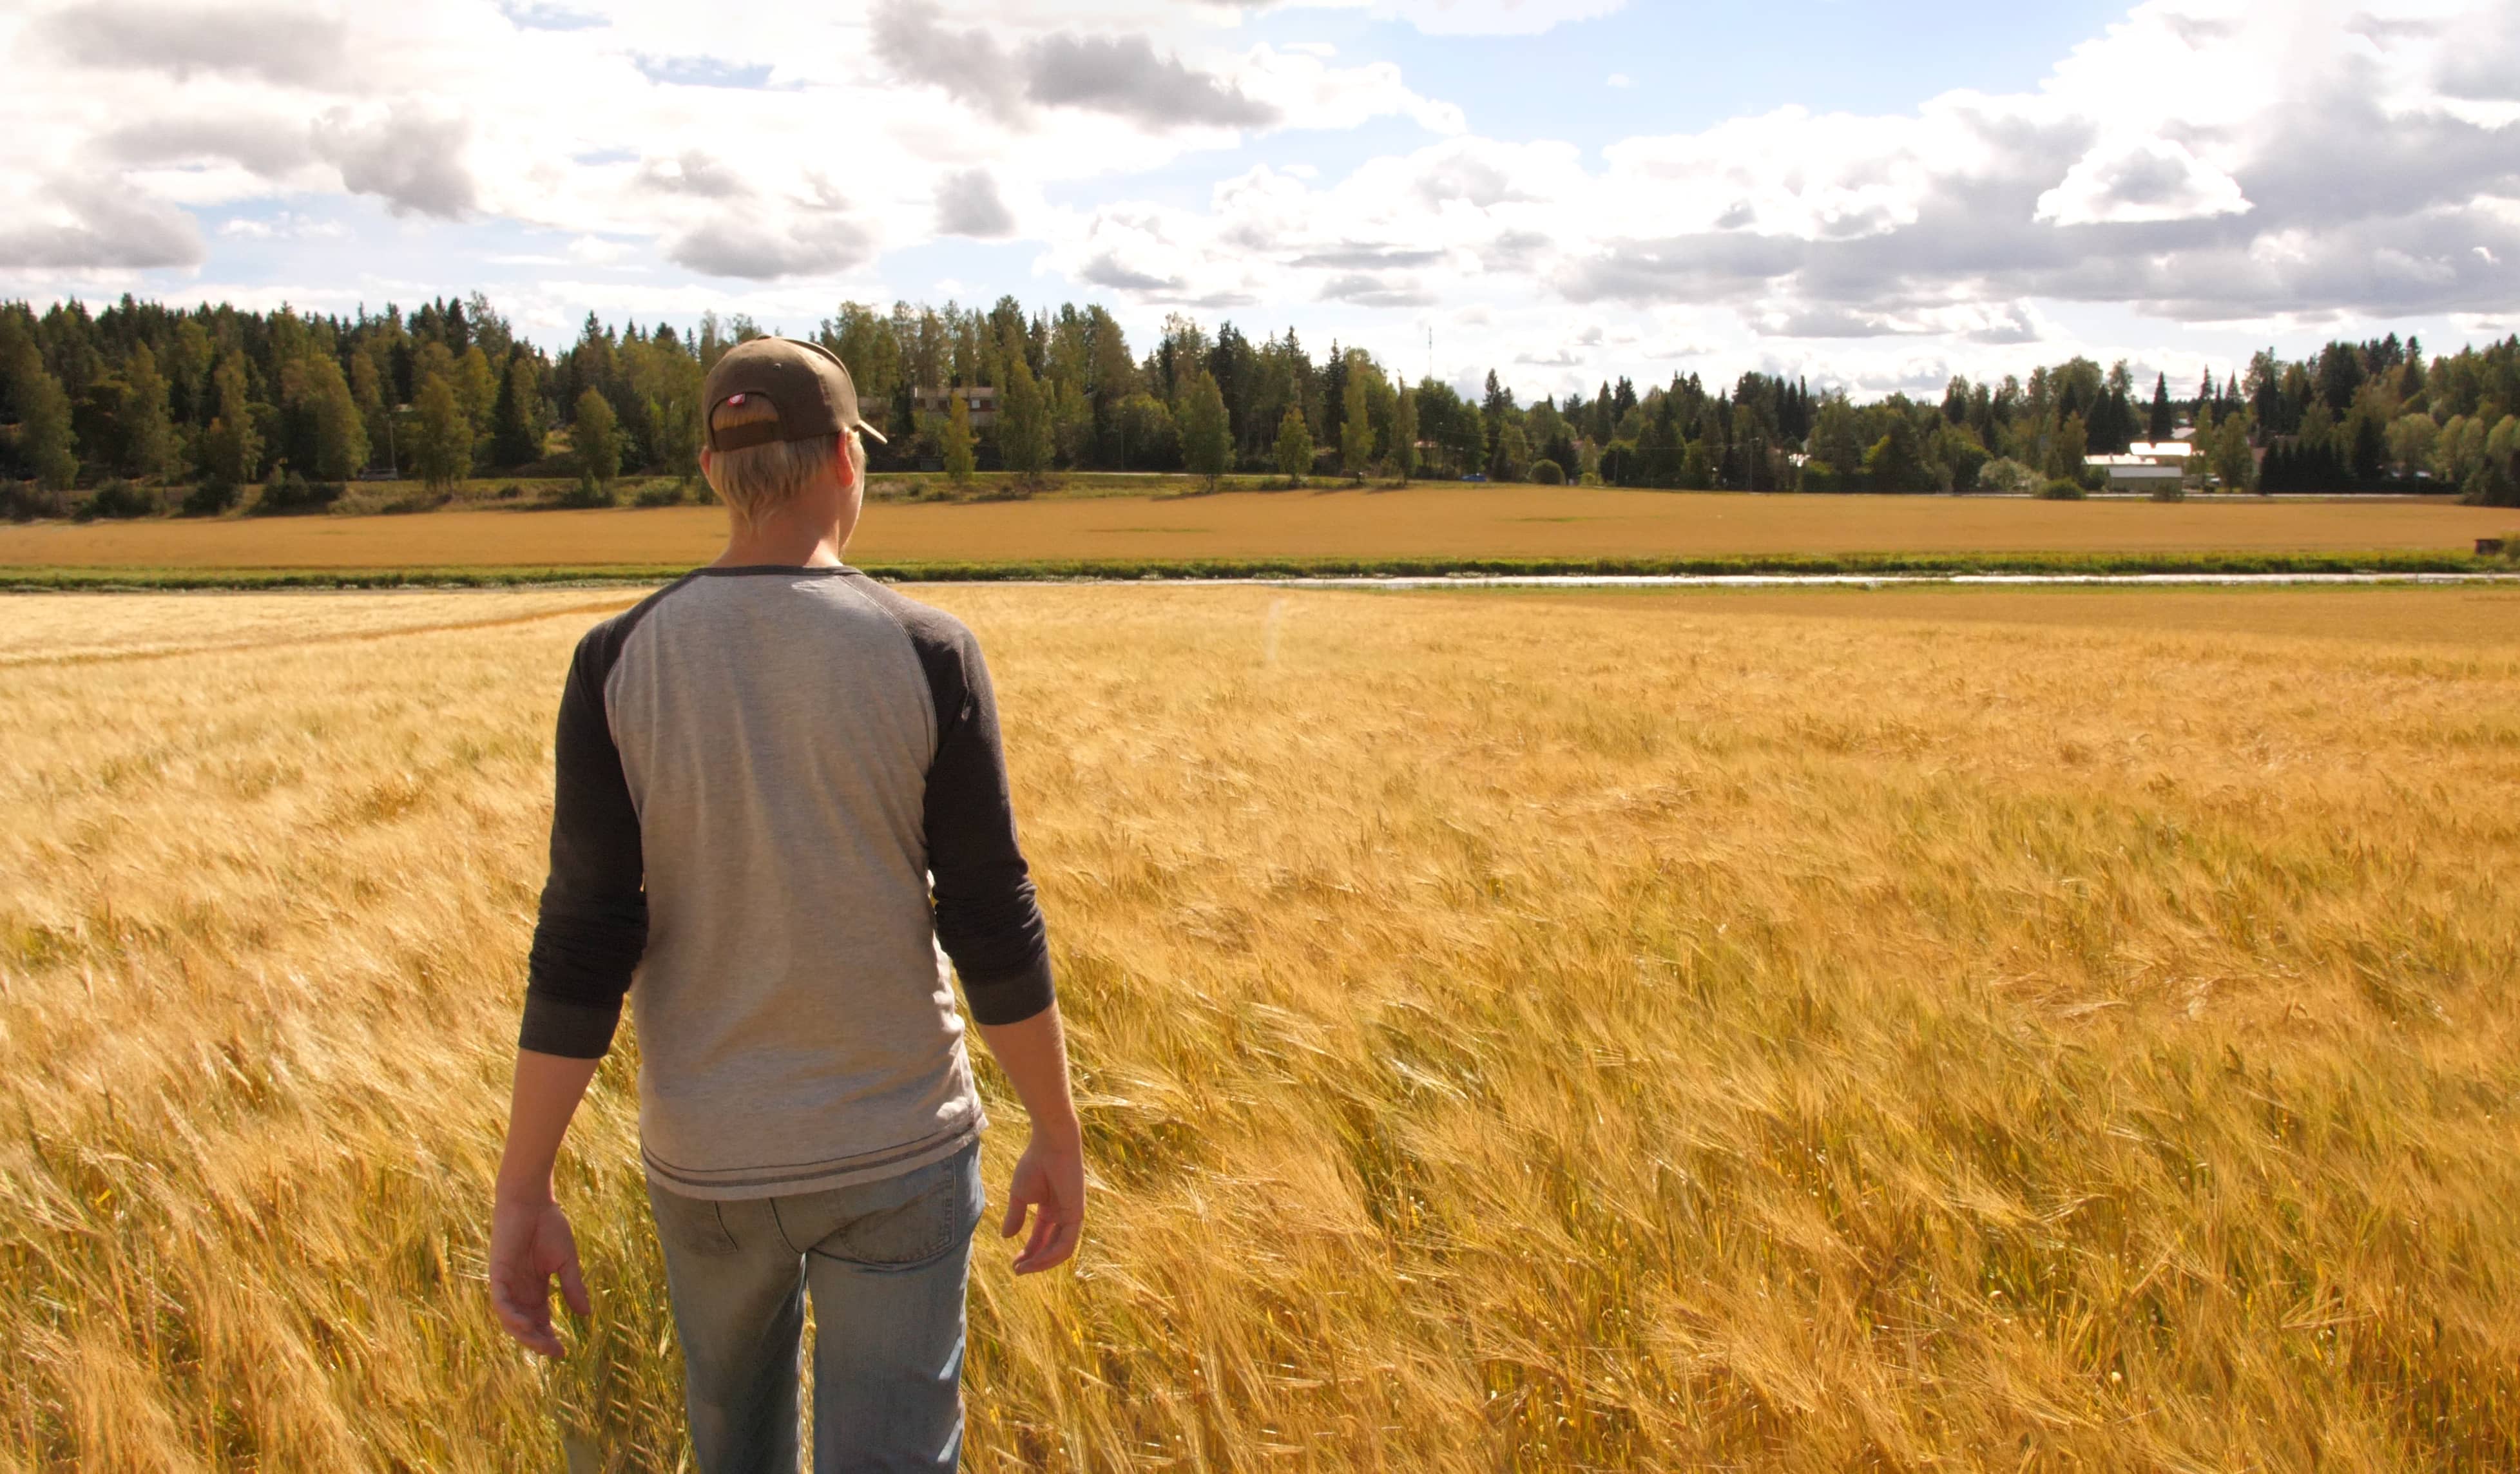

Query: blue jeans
left=646, top=1141, right=985, bottom=1473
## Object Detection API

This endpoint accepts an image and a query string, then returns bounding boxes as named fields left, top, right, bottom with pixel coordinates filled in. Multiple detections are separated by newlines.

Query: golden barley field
left=5, top=582, right=2519, bottom=1471
left=0, top=486, right=2512, bottom=571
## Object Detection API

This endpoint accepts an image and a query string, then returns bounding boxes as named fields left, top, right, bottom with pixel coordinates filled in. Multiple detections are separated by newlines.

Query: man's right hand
left=488, top=1196, right=592, bottom=1358
left=1001, top=1125, right=1086, bottom=1274
left=974, top=1002, right=1088, bottom=1274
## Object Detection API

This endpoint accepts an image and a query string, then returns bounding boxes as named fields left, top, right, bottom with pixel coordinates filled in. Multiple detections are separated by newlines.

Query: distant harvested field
left=6, top=582, right=2518, bottom=1469
left=0, top=487, right=2510, bottom=571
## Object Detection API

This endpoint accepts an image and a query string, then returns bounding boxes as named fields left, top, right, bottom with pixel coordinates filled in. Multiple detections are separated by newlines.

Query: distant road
left=1, top=486, right=2510, bottom=571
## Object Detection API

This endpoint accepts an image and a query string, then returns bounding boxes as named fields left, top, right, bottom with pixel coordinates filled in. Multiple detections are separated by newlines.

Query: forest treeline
left=3, top=291, right=2517, bottom=517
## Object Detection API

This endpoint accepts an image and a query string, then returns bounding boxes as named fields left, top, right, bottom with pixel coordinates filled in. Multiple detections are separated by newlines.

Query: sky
left=1, top=0, right=2516, bottom=403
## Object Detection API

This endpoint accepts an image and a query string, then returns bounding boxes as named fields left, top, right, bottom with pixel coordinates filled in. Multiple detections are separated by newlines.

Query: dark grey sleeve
left=519, top=621, right=649, bottom=1057
left=852, top=577, right=1055, bottom=1024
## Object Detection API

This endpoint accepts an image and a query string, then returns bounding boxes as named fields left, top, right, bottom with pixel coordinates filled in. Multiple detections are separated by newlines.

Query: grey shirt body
left=521, top=568, right=1053, bottom=1200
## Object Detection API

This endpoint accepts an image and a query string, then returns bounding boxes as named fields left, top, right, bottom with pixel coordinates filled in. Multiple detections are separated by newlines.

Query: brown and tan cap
left=701, top=336, right=889, bottom=452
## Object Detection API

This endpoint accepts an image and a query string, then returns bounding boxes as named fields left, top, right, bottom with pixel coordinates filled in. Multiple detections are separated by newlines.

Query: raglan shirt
left=519, top=566, right=1053, bottom=1200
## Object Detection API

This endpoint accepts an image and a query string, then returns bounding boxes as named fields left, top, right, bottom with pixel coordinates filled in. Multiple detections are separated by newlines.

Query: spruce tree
left=1, top=316, right=77, bottom=491
left=490, top=350, right=544, bottom=468
left=2148, top=372, right=2173, bottom=441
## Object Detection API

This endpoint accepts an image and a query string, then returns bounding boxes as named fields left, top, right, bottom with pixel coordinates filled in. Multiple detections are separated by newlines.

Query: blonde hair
left=703, top=395, right=863, bottom=529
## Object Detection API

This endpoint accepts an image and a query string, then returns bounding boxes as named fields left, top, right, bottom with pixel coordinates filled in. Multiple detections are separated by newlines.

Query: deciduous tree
left=1392, top=387, right=1419, bottom=483
left=1180, top=370, right=1230, bottom=487
left=416, top=374, right=473, bottom=490
left=198, top=352, right=261, bottom=490
left=1274, top=403, right=1313, bottom=484
left=120, top=343, right=176, bottom=481
left=306, top=354, right=367, bottom=482
left=569, top=387, right=617, bottom=485
left=999, top=356, right=1053, bottom=480
left=940, top=394, right=976, bottom=485
left=1340, top=368, right=1374, bottom=477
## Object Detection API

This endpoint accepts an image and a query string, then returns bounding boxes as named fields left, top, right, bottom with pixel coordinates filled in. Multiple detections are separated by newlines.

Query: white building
left=2088, top=453, right=2186, bottom=489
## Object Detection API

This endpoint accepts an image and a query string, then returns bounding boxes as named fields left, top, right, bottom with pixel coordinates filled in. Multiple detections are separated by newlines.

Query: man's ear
left=833, top=439, right=858, bottom=491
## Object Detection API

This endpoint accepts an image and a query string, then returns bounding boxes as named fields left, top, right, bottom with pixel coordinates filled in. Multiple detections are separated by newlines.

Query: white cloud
left=0, top=175, right=206, bottom=269
left=1049, top=0, right=2518, bottom=345
left=0, top=0, right=2514, bottom=385
left=2034, top=135, right=2252, bottom=225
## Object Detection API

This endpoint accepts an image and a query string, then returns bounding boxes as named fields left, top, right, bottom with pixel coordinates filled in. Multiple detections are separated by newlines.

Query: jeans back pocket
left=809, top=1144, right=981, bottom=1269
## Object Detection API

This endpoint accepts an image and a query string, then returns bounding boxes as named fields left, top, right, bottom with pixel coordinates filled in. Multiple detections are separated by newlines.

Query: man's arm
left=488, top=1050, right=600, bottom=1357
left=490, top=623, right=649, bottom=1356
left=975, top=1005, right=1085, bottom=1274
left=897, top=600, right=1084, bottom=1272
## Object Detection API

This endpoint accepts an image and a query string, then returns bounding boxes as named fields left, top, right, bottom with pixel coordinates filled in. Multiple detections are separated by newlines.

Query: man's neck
left=711, top=509, right=855, bottom=570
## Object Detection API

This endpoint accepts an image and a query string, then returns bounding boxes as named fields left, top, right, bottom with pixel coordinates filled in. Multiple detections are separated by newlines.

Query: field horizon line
left=2, top=550, right=2512, bottom=592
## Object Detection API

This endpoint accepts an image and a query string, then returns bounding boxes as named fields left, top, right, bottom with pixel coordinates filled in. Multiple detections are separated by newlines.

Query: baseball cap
left=701, top=336, right=889, bottom=451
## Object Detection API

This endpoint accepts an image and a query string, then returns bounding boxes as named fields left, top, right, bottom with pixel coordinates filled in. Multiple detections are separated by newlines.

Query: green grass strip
left=0, top=550, right=2506, bottom=591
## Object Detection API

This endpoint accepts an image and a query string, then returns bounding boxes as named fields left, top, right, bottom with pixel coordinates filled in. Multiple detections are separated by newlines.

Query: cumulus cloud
left=1080, top=252, right=1179, bottom=292
left=2435, top=6, right=2520, bottom=100
left=1319, top=271, right=1432, bottom=306
left=870, top=0, right=1028, bottom=122
left=668, top=213, right=874, bottom=279
left=936, top=169, right=1017, bottom=237
left=2035, top=135, right=2252, bottom=225
left=0, top=177, right=206, bottom=269
left=313, top=106, right=478, bottom=218
left=1027, top=34, right=1278, bottom=128
left=873, top=1, right=1280, bottom=129
left=637, top=151, right=749, bottom=199
left=4, top=0, right=2517, bottom=389
left=99, top=115, right=314, bottom=176
left=36, top=0, right=349, bottom=87
left=1044, top=0, right=2520, bottom=346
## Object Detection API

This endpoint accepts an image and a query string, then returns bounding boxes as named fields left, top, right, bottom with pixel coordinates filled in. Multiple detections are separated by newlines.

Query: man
left=486, top=337, right=1084, bottom=1471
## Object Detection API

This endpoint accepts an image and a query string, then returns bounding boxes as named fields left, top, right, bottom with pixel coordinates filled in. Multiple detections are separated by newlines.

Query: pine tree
left=2148, top=372, right=2173, bottom=442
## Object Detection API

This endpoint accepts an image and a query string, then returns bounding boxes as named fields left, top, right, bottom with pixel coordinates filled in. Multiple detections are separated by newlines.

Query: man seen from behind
left=485, top=336, right=1084, bottom=1471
